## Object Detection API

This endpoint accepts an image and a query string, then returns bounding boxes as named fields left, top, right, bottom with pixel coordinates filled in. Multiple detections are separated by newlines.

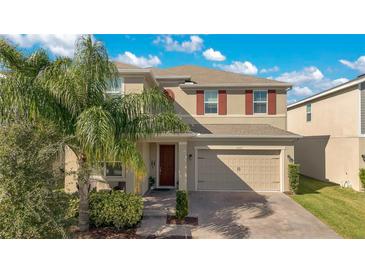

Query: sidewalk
left=136, top=189, right=193, bottom=239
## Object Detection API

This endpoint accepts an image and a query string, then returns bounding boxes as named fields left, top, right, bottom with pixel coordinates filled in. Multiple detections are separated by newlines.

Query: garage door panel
left=198, top=150, right=281, bottom=191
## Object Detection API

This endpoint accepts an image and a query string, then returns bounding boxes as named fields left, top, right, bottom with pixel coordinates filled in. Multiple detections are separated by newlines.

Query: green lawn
left=291, top=175, right=365, bottom=239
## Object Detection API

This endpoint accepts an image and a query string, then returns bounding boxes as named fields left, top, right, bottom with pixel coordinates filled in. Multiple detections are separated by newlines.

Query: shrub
left=359, top=169, right=365, bottom=190
left=288, top=164, right=300, bottom=194
left=0, top=122, right=71, bottom=239
left=89, top=190, right=143, bottom=229
left=65, top=193, right=80, bottom=220
left=176, top=190, right=189, bottom=220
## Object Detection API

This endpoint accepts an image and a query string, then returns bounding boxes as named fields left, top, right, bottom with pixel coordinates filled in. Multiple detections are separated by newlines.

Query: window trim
left=204, top=90, right=219, bottom=115
left=104, top=161, right=125, bottom=178
left=253, top=90, right=268, bottom=115
left=105, top=77, right=124, bottom=95
left=306, top=103, right=312, bottom=122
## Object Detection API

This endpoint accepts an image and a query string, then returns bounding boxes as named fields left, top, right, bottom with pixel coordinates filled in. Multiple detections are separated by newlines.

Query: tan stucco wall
left=123, top=76, right=145, bottom=94
left=287, top=86, right=359, bottom=136
left=162, top=84, right=288, bottom=130
left=288, top=86, right=363, bottom=191
left=294, top=136, right=362, bottom=191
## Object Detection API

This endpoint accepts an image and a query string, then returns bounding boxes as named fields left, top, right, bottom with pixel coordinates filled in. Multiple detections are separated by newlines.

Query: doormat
left=166, top=215, right=199, bottom=226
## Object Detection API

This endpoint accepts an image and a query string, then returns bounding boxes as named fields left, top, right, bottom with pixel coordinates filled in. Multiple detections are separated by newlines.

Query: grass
left=291, top=175, right=365, bottom=239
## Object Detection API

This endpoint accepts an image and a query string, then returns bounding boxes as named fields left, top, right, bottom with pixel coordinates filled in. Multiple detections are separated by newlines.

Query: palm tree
left=0, top=35, right=188, bottom=231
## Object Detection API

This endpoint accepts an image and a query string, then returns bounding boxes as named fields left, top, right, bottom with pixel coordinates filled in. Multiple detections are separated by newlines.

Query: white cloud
left=339, top=56, right=365, bottom=73
left=2, top=34, right=79, bottom=57
left=276, top=66, right=349, bottom=101
left=215, top=61, right=258, bottom=75
left=202, top=48, right=226, bottom=61
left=115, top=51, right=161, bottom=68
left=153, top=35, right=204, bottom=53
left=276, top=66, right=324, bottom=84
left=292, top=86, right=313, bottom=96
left=260, top=66, right=279, bottom=74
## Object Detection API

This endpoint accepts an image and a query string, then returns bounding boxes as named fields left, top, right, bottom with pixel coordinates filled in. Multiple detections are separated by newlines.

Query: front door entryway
left=159, top=145, right=175, bottom=187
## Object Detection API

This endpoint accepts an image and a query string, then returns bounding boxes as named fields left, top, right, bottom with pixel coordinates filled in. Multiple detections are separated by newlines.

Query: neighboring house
left=287, top=75, right=365, bottom=191
left=65, top=62, right=300, bottom=194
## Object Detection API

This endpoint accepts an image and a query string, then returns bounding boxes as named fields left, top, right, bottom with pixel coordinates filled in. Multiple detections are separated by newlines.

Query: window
left=253, top=90, right=267, bottom=114
left=306, top=104, right=312, bottom=122
left=104, top=162, right=124, bottom=177
left=106, top=77, right=124, bottom=95
left=204, top=90, right=218, bottom=114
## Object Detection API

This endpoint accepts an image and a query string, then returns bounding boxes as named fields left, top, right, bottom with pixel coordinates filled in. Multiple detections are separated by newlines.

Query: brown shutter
left=196, top=90, right=204, bottom=115
left=245, top=90, right=253, bottom=115
left=268, top=90, right=276, bottom=115
left=218, top=90, right=227, bottom=115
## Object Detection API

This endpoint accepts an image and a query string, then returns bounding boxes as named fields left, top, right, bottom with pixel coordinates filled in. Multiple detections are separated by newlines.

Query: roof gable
left=150, top=65, right=289, bottom=86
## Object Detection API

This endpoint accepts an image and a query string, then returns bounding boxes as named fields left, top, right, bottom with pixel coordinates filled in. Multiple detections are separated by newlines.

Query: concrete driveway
left=137, top=190, right=340, bottom=239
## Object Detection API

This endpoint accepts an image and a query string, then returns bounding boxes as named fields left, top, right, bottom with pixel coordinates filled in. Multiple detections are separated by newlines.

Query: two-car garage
left=196, top=148, right=282, bottom=192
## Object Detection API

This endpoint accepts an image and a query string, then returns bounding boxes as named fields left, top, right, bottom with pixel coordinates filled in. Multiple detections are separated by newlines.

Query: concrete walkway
left=136, top=190, right=340, bottom=239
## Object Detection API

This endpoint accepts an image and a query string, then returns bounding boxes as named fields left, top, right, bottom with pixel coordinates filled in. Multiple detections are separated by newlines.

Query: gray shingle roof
left=190, top=124, right=300, bottom=138
left=150, top=65, right=289, bottom=86
left=115, top=61, right=141, bottom=69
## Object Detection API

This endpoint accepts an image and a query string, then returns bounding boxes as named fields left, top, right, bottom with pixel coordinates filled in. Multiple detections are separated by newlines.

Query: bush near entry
left=176, top=190, right=189, bottom=220
left=288, top=164, right=300, bottom=194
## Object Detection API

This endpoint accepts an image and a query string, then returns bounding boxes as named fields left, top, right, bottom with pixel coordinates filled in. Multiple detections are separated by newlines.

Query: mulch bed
left=166, top=215, right=199, bottom=226
left=71, top=227, right=142, bottom=239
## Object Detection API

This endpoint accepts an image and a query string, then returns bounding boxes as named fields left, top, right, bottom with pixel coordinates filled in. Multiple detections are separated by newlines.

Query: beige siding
left=287, top=85, right=364, bottom=191
left=124, top=76, right=145, bottom=94
left=288, top=86, right=359, bottom=137
left=294, top=136, right=362, bottom=191
left=163, top=83, right=288, bottom=130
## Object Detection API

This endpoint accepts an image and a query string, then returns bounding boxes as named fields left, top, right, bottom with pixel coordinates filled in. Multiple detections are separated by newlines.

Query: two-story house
left=65, top=62, right=300, bottom=194
left=287, top=75, right=365, bottom=191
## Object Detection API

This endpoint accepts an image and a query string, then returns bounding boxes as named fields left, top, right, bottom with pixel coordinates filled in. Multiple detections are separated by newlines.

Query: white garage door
left=197, top=149, right=281, bottom=191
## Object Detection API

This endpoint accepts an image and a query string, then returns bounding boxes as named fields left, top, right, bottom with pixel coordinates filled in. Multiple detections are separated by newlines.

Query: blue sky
left=3, top=34, right=365, bottom=104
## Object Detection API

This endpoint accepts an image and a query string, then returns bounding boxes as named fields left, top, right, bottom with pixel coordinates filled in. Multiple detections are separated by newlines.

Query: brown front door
left=159, top=145, right=175, bottom=187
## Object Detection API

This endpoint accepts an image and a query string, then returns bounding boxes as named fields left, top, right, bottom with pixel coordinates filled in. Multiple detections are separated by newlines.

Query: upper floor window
left=106, top=77, right=124, bottom=95
left=253, top=90, right=267, bottom=114
left=306, top=104, right=312, bottom=122
left=204, top=90, right=218, bottom=114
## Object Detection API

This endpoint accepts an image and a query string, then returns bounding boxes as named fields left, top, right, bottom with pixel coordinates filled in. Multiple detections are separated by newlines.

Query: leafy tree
left=0, top=35, right=188, bottom=231
left=0, top=122, right=73, bottom=238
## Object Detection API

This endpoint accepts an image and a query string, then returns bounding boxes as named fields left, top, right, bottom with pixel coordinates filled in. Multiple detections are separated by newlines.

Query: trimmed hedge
left=176, top=190, right=189, bottom=220
left=89, top=190, right=143, bottom=229
left=288, top=164, right=300, bottom=194
left=359, top=168, right=365, bottom=190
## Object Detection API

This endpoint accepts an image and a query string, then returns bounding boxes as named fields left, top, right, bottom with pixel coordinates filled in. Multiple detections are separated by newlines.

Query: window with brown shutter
left=196, top=90, right=204, bottom=115
left=245, top=90, right=253, bottom=115
left=268, top=90, right=276, bottom=115
left=218, top=90, right=227, bottom=115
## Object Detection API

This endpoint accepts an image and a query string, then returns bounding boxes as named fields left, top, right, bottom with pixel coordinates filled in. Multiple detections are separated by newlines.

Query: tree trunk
left=77, top=154, right=90, bottom=232
left=78, top=181, right=90, bottom=232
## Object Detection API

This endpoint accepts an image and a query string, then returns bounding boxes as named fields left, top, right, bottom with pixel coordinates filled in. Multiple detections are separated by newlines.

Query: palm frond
left=75, top=106, right=115, bottom=162
left=0, top=38, right=26, bottom=72
left=108, top=139, right=146, bottom=176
